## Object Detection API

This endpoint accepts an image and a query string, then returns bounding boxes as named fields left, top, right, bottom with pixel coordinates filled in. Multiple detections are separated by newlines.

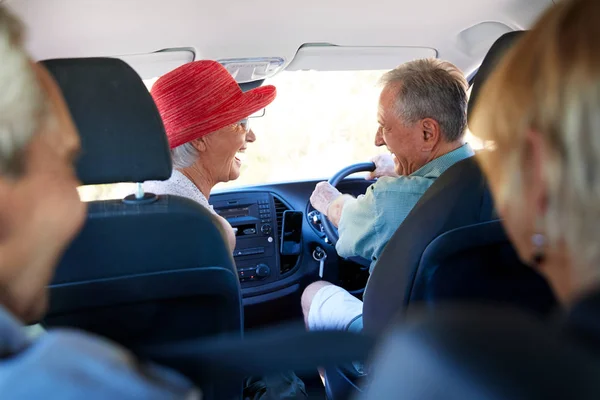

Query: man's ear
left=420, top=118, right=440, bottom=151
left=189, top=137, right=208, bottom=153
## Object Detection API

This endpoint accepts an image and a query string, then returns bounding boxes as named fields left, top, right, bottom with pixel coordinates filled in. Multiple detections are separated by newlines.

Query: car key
left=313, top=247, right=327, bottom=278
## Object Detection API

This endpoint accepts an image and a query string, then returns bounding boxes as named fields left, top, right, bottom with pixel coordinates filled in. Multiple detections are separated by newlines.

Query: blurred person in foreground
left=303, top=59, right=473, bottom=333
left=0, top=6, right=199, bottom=398
left=144, top=61, right=276, bottom=251
left=471, top=0, right=600, bottom=317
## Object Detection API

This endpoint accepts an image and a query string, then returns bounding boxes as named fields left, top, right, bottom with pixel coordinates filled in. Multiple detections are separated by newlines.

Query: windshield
left=78, top=69, right=484, bottom=201
left=216, top=70, right=387, bottom=190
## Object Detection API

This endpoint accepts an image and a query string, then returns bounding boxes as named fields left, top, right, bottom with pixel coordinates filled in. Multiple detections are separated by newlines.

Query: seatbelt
left=135, top=323, right=376, bottom=387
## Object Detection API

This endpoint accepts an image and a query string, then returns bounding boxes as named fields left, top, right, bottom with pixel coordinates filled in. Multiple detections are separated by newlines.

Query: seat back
left=412, top=220, right=556, bottom=315
left=362, top=31, right=556, bottom=335
left=361, top=305, right=600, bottom=400
left=362, top=156, right=493, bottom=332
left=40, top=58, right=242, bottom=348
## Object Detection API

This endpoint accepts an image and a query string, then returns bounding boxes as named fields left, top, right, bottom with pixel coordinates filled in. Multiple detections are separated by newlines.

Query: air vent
left=273, top=197, right=289, bottom=236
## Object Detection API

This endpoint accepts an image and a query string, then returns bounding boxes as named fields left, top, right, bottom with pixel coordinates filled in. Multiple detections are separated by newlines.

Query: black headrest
left=467, top=31, right=525, bottom=121
left=41, top=58, right=172, bottom=185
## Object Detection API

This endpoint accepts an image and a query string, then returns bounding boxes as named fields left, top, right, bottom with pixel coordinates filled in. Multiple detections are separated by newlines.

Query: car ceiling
left=6, top=0, right=554, bottom=78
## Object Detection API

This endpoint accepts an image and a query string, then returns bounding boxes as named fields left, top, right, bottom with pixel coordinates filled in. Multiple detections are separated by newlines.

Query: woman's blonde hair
left=470, top=0, right=600, bottom=284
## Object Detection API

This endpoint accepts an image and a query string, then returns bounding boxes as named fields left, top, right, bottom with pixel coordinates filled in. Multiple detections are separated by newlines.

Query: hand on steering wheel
left=310, top=182, right=343, bottom=219
left=318, top=162, right=376, bottom=245
left=316, top=162, right=376, bottom=269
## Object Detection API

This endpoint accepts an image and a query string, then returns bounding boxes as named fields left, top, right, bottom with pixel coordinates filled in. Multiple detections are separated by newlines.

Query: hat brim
left=220, top=84, right=277, bottom=126
left=166, top=84, right=277, bottom=148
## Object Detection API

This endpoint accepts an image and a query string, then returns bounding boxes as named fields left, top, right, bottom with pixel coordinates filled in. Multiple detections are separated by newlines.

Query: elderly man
left=303, top=59, right=474, bottom=333
left=0, top=6, right=198, bottom=398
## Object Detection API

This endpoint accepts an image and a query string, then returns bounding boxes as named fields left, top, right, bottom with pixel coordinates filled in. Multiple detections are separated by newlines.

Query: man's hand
left=366, top=154, right=399, bottom=180
left=310, top=182, right=342, bottom=216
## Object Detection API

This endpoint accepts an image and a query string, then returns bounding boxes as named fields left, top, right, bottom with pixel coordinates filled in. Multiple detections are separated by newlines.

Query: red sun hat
left=151, top=60, right=277, bottom=149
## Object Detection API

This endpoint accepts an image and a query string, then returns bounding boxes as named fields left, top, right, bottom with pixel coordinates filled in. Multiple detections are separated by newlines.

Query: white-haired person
left=304, top=59, right=473, bottom=334
left=144, top=61, right=277, bottom=251
left=0, top=6, right=199, bottom=398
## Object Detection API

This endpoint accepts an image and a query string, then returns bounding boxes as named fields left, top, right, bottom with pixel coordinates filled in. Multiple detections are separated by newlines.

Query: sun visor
left=117, top=49, right=195, bottom=80
left=286, top=45, right=437, bottom=71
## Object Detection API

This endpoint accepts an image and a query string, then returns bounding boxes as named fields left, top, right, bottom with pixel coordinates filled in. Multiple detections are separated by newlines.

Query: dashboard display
left=218, top=206, right=250, bottom=219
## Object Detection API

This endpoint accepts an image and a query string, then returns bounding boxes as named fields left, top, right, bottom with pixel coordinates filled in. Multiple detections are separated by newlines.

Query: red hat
left=151, top=60, right=277, bottom=149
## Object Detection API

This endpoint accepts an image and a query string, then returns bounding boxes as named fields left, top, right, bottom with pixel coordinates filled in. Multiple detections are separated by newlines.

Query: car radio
left=211, top=192, right=280, bottom=287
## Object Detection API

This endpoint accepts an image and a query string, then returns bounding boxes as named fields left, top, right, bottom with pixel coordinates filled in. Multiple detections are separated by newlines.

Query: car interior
left=7, top=0, right=568, bottom=398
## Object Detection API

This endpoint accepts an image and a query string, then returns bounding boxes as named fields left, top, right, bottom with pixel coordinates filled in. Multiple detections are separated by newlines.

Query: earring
left=531, top=232, right=546, bottom=266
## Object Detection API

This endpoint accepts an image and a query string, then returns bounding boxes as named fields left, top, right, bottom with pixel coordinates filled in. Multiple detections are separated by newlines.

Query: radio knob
left=261, top=224, right=272, bottom=235
left=255, top=264, right=271, bottom=278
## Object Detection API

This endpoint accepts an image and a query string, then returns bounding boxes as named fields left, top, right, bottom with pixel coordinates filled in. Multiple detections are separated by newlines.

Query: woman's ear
left=190, top=137, right=208, bottom=153
left=526, top=130, right=548, bottom=216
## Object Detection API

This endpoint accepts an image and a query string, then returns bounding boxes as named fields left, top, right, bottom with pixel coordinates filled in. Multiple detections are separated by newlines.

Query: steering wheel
left=321, top=162, right=376, bottom=246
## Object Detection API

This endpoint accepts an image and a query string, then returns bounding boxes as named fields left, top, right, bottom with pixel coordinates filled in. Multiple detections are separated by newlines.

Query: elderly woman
left=145, top=60, right=277, bottom=250
left=471, top=0, right=600, bottom=307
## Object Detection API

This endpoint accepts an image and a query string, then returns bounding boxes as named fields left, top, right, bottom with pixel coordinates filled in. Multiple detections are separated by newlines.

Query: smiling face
left=197, top=119, right=256, bottom=183
left=375, top=84, right=432, bottom=175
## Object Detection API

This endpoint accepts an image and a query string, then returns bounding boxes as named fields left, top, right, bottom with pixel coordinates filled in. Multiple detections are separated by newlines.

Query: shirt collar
left=410, top=143, right=475, bottom=179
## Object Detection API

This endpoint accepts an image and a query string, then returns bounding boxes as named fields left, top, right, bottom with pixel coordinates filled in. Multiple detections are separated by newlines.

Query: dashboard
left=209, top=178, right=372, bottom=309
left=211, top=192, right=297, bottom=288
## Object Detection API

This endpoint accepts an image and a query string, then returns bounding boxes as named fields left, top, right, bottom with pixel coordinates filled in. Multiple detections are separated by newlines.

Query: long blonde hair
left=471, top=0, right=600, bottom=285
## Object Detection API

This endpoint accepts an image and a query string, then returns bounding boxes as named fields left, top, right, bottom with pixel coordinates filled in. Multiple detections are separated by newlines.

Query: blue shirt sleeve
left=335, top=177, right=432, bottom=270
left=336, top=187, right=380, bottom=261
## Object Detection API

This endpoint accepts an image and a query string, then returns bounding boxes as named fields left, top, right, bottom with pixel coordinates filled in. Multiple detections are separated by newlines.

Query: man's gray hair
left=380, top=58, right=468, bottom=142
left=171, top=141, right=199, bottom=169
left=0, top=6, right=47, bottom=176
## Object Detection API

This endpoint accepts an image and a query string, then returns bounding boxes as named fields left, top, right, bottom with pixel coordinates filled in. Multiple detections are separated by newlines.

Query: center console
left=211, top=192, right=299, bottom=289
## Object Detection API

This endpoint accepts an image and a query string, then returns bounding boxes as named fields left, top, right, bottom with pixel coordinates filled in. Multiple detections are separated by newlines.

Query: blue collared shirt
left=0, top=306, right=200, bottom=399
left=336, top=144, right=475, bottom=272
